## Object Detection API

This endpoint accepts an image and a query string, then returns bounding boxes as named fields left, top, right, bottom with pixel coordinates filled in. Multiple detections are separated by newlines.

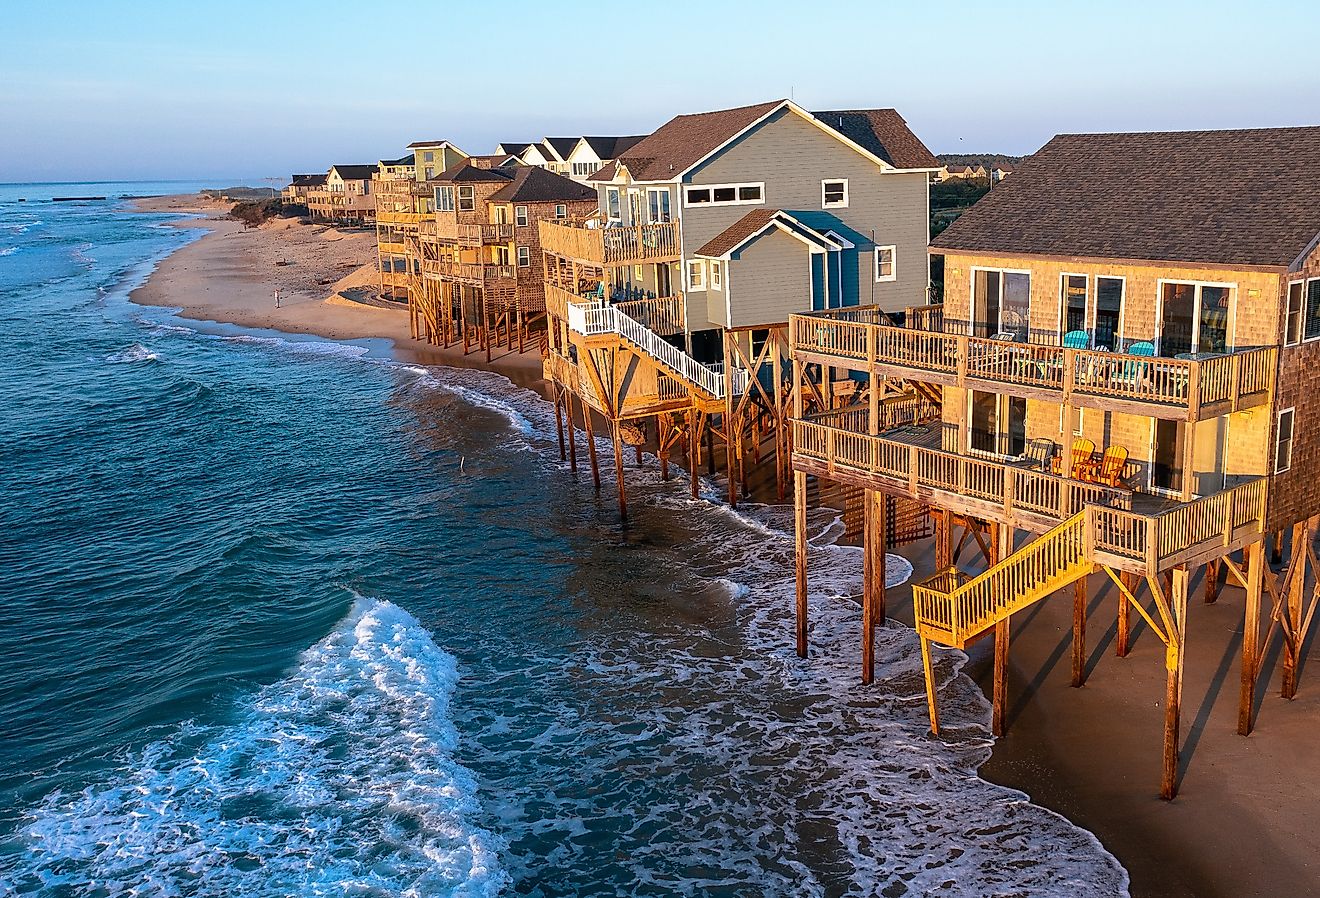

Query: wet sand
left=127, top=194, right=1320, bottom=897
left=129, top=195, right=545, bottom=391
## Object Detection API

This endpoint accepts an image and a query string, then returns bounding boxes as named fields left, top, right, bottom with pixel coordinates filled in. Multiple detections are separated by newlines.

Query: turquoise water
left=0, top=185, right=1129, bottom=896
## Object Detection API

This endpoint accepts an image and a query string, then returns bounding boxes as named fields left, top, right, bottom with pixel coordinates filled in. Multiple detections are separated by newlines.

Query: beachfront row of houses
left=284, top=102, right=1320, bottom=800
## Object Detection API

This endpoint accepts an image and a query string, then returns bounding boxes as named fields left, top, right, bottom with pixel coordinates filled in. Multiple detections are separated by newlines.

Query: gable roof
left=434, top=162, right=516, bottom=184
left=330, top=164, right=379, bottom=181
left=543, top=137, right=579, bottom=160
left=814, top=110, right=939, bottom=169
left=579, top=135, right=647, bottom=159
left=290, top=173, right=327, bottom=187
left=496, top=142, right=531, bottom=155
left=932, top=126, right=1320, bottom=269
left=466, top=153, right=522, bottom=168
left=379, top=153, right=414, bottom=167
left=487, top=166, right=598, bottom=204
left=407, top=139, right=458, bottom=149
left=601, top=100, right=783, bottom=182
left=694, top=208, right=846, bottom=258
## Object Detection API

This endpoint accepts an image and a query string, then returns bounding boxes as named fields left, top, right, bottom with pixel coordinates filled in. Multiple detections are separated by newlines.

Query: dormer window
left=822, top=179, right=849, bottom=208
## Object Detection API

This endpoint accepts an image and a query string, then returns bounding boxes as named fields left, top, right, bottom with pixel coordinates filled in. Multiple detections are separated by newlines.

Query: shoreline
left=125, top=195, right=1320, bottom=898
left=127, top=195, right=548, bottom=394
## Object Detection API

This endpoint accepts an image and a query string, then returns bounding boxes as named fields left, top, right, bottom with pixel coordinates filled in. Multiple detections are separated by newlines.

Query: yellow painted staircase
left=912, top=511, right=1093, bottom=648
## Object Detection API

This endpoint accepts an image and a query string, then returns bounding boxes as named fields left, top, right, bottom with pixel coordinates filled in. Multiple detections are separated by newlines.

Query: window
left=874, top=246, right=896, bottom=282
left=607, top=187, right=621, bottom=221
left=1286, top=281, right=1304, bottom=345
left=683, top=182, right=763, bottom=207
left=1061, top=274, right=1088, bottom=336
left=435, top=186, right=454, bottom=212
left=1094, top=277, right=1124, bottom=350
left=1306, top=279, right=1320, bottom=341
left=710, top=261, right=722, bottom=291
left=457, top=186, right=475, bottom=212
left=424, top=167, right=434, bottom=180
left=1158, top=281, right=1233, bottom=356
left=554, top=204, right=567, bottom=219
left=515, top=205, right=528, bottom=227
left=423, top=151, right=434, bottom=162
left=822, top=179, right=848, bottom=208
left=973, top=268, right=1031, bottom=340
left=970, top=392, right=1026, bottom=457
left=687, top=260, right=706, bottom=291
left=1277, top=408, right=1296, bottom=474
left=517, top=245, right=531, bottom=267
left=647, top=188, right=671, bottom=223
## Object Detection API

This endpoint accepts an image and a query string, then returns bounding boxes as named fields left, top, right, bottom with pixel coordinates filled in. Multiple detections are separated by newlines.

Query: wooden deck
left=792, top=416, right=1268, bottom=576
left=791, top=307, right=1275, bottom=422
left=538, top=219, right=681, bottom=267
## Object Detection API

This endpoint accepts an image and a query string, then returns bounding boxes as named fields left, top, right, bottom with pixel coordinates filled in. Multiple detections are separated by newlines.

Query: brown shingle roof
left=610, top=100, right=783, bottom=181
left=487, top=166, right=597, bottom=204
left=694, top=209, right=780, bottom=257
left=932, top=127, right=1320, bottom=268
left=814, top=109, right=939, bottom=169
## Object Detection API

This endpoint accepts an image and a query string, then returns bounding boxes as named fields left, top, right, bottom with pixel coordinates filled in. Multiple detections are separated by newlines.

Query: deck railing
left=792, top=309, right=1276, bottom=419
left=539, top=219, right=682, bottom=265
left=614, top=294, right=685, bottom=336
left=793, top=419, right=1131, bottom=523
left=457, top=222, right=516, bottom=245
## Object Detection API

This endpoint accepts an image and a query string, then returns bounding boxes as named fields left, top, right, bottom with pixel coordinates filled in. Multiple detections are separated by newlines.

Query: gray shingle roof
left=931, top=127, right=1320, bottom=268
left=487, top=166, right=597, bottom=204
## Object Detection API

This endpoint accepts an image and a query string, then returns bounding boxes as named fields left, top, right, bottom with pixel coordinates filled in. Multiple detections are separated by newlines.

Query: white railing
left=565, top=300, right=747, bottom=399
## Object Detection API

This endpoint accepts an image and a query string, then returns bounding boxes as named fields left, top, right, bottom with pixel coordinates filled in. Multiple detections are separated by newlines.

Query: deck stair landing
left=567, top=300, right=748, bottom=399
left=913, top=511, right=1091, bottom=649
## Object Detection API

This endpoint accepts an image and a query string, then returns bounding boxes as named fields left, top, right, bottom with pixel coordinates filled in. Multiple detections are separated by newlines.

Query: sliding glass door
left=973, top=269, right=1031, bottom=340
left=969, top=391, right=1027, bottom=457
left=1159, top=281, right=1232, bottom=357
left=1151, top=419, right=1185, bottom=494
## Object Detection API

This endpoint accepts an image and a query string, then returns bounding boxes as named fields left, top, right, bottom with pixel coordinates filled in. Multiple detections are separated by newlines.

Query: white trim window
left=1304, top=278, right=1320, bottom=342
left=1286, top=280, right=1304, bottom=346
left=1277, top=408, right=1296, bottom=474
left=457, top=186, right=475, bottom=212
left=554, top=204, right=567, bottom=219
left=710, top=261, right=723, bottom=292
left=606, top=187, right=622, bottom=222
left=874, top=245, right=896, bottom=282
left=517, top=245, right=531, bottom=267
left=684, top=183, right=764, bottom=207
left=686, top=260, right=706, bottom=291
left=515, top=205, right=529, bottom=227
left=435, top=186, right=454, bottom=212
left=822, top=179, right=849, bottom=208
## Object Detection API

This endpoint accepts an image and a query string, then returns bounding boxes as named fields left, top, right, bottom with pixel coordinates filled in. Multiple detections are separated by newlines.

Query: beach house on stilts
left=790, top=125, right=1320, bottom=798
left=541, top=99, right=939, bottom=519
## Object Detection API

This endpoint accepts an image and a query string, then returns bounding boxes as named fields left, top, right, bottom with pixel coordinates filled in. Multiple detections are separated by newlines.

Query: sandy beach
left=130, top=195, right=545, bottom=390
left=128, top=194, right=1320, bottom=898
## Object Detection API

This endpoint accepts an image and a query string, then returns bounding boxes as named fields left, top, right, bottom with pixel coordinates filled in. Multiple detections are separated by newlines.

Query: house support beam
left=794, top=469, right=808, bottom=658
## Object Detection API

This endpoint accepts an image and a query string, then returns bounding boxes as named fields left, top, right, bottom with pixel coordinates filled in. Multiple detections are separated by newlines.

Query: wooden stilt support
left=935, top=511, right=952, bottom=572
left=1161, top=566, right=1189, bottom=800
left=921, top=635, right=940, bottom=736
left=657, top=415, right=670, bottom=481
left=553, top=388, right=566, bottom=462
left=1204, top=558, right=1220, bottom=604
left=794, top=469, right=808, bottom=658
left=1281, top=519, right=1309, bottom=700
left=611, top=422, right=627, bottom=521
left=1239, top=540, right=1264, bottom=735
left=725, top=413, right=738, bottom=508
left=1117, top=570, right=1133, bottom=657
left=584, top=407, right=600, bottom=490
left=565, top=392, right=578, bottom=472
left=688, top=410, right=700, bottom=499
left=992, top=617, right=1010, bottom=737
left=1272, top=529, right=1284, bottom=565
left=706, top=425, right=716, bottom=476
left=1072, top=577, right=1088, bottom=687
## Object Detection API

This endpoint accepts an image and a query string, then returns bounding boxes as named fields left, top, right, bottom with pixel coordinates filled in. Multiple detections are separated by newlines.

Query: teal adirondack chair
left=1112, top=341, right=1155, bottom=391
left=1062, top=330, right=1090, bottom=349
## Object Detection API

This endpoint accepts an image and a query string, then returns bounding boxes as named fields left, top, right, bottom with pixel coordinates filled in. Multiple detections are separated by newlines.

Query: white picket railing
left=565, top=300, right=747, bottom=399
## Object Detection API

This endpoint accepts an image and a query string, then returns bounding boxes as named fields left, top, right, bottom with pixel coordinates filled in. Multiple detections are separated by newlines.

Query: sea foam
left=1, top=597, right=506, bottom=898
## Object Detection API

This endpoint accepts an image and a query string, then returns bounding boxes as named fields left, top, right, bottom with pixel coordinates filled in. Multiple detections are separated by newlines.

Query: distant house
left=565, top=136, right=646, bottom=180
left=407, top=140, right=469, bottom=181
left=990, top=163, right=1014, bottom=183
left=282, top=173, right=326, bottom=205
left=940, top=163, right=988, bottom=181
left=308, top=164, right=380, bottom=224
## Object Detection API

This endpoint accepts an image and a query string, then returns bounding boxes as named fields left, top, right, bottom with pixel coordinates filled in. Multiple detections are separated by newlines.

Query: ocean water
left=0, top=183, right=1130, bottom=896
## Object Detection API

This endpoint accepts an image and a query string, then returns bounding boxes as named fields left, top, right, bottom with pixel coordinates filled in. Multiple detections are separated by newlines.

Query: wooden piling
left=565, top=392, right=578, bottom=472
left=611, top=422, right=627, bottom=521
left=584, top=406, right=600, bottom=490
left=1072, top=577, right=1088, bottom=687
left=1117, top=570, right=1133, bottom=658
left=1161, top=566, right=1189, bottom=801
left=553, top=388, right=566, bottom=462
left=794, top=469, right=808, bottom=658
left=921, top=635, right=940, bottom=736
left=1239, top=540, right=1264, bottom=735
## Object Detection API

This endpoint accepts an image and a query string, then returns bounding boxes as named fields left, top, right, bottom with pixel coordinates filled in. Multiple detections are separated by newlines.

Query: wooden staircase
left=912, top=511, right=1092, bottom=648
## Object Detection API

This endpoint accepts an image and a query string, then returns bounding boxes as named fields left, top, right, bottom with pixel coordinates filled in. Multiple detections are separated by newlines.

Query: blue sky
left=2, top=0, right=1317, bottom=183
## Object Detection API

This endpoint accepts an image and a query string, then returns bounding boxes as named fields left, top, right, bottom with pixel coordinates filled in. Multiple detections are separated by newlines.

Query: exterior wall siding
left=722, top=228, right=814, bottom=328
left=1268, top=243, right=1320, bottom=530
